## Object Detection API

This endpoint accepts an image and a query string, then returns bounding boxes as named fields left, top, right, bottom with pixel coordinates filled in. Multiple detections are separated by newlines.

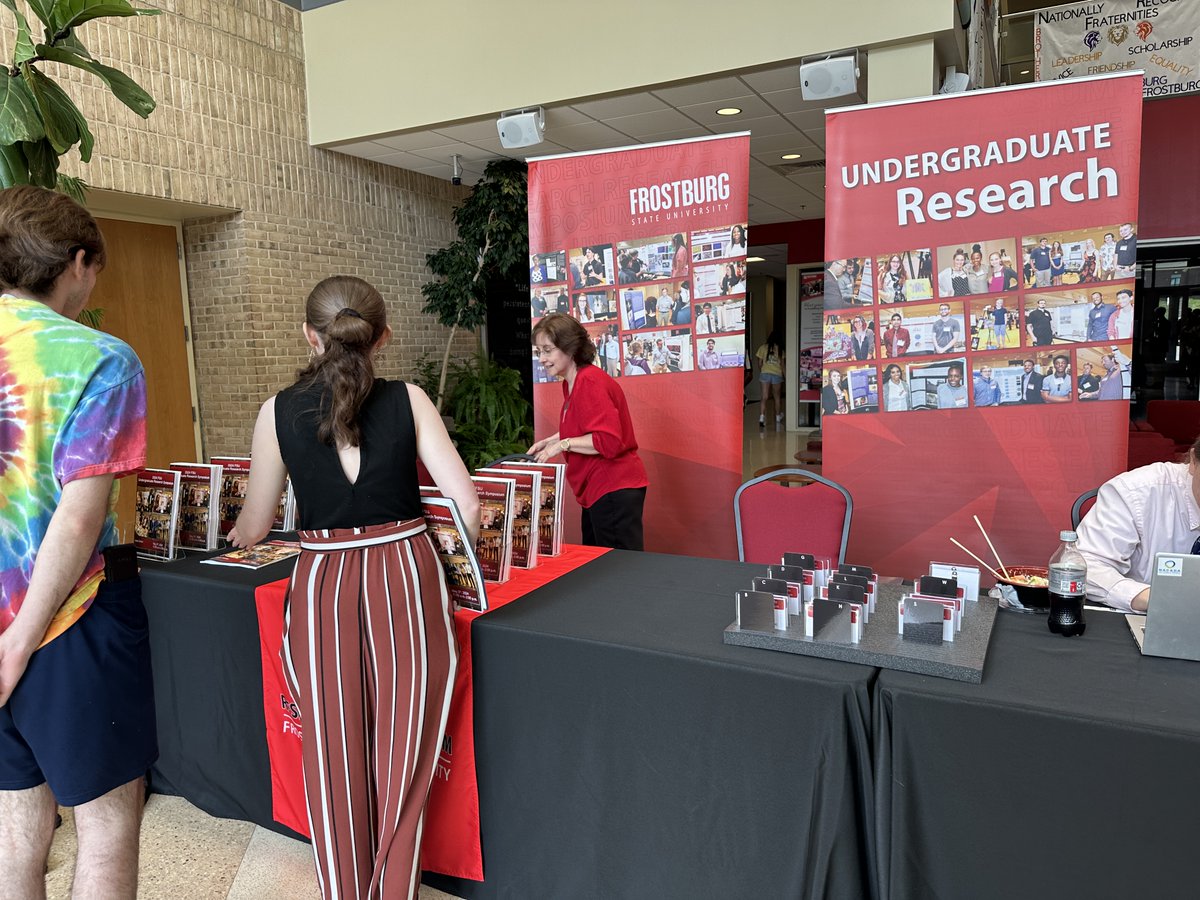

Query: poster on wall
left=797, top=271, right=824, bottom=403
left=528, top=134, right=750, bottom=557
left=822, top=72, right=1142, bottom=578
left=1035, top=0, right=1200, bottom=98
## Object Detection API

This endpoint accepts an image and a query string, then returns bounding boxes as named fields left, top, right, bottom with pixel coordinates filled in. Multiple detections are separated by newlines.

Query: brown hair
left=296, top=275, right=387, bottom=447
left=0, top=185, right=106, bottom=297
left=532, top=312, right=595, bottom=365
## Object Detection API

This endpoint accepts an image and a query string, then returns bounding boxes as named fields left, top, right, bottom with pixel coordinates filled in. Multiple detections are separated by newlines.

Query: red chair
left=734, top=468, right=853, bottom=565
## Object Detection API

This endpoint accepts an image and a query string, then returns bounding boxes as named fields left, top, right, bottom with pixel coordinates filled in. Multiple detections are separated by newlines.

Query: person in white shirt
left=1076, top=434, right=1200, bottom=612
left=696, top=302, right=719, bottom=335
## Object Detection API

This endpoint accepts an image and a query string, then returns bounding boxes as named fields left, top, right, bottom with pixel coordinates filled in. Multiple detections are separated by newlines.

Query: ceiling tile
left=736, top=114, right=804, bottom=140
left=738, top=65, right=803, bottom=94
left=759, top=87, right=834, bottom=116
left=651, top=76, right=753, bottom=107
left=550, top=121, right=637, bottom=152
left=677, top=94, right=775, bottom=126
left=544, top=106, right=596, bottom=127
left=570, top=93, right=671, bottom=119
left=603, top=108, right=699, bottom=139
left=432, top=118, right=501, bottom=142
left=782, top=107, right=830, bottom=131
left=750, top=131, right=817, bottom=155
left=802, top=127, right=826, bottom=149
left=409, top=141, right=496, bottom=164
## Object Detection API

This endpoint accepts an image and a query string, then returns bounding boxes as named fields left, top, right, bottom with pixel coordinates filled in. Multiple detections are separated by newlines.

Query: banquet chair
left=734, top=468, right=853, bottom=566
left=483, top=453, right=538, bottom=467
left=1071, top=488, right=1099, bottom=530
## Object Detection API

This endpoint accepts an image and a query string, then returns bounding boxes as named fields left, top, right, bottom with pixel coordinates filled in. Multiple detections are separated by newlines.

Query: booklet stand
left=724, top=581, right=998, bottom=684
left=137, top=547, right=186, bottom=563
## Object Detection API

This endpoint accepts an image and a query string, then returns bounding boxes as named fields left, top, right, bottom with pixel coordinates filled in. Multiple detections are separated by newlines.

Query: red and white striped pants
left=282, top=519, right=457, bottom=900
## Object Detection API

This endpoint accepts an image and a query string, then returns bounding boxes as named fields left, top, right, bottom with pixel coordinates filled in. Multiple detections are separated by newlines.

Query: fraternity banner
left=528, top=135, right=750, bottom=557
left=823, top=72, right=1142, bottom=579
left=797, top=272, right=824, bottom=402
left=1035, top=0, right=1200, bottom=98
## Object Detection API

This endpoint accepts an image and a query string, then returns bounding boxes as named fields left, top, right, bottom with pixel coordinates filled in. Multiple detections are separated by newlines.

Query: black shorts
left=0, top=576, right=158, bottom=806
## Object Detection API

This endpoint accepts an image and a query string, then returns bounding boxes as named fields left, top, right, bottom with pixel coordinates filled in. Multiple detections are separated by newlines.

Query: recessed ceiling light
left=745, top=257, right=766, bottom=263
left=716, top=107, right=742, bottom=116
left=1019, top=69, right=1030, bottom=75
left=781, top=153, right=802, bottom=160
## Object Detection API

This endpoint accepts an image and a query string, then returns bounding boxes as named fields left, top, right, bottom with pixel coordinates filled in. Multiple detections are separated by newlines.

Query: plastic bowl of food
left=997, top=565, right=1051, bottom=611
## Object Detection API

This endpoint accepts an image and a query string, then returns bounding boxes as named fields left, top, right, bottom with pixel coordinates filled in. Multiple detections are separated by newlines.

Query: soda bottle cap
left=1060, top=530, right=1077, bottom=541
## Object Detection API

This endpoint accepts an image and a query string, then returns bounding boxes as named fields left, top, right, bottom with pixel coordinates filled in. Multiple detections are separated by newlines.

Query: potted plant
left=421, top=157, right=533, bottom=464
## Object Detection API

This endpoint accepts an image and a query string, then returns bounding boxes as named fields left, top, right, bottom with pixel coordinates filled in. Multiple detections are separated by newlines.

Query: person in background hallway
left=530, top=314, right=648, bottom=550
left=1077, top=434, right=1200, bottom=613
left=231, top=275, right=479, bottom=900
left=0, top=185, right=156, bottom=900
left=756, top=330, right=785, bottom=428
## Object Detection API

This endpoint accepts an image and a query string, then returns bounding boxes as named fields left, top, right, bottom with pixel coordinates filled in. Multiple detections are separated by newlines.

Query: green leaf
left=54, top=30, right=94, bottom=61
left=48, top=0, right=160, bottom=34
left=22, top=64, right=93, bottom=160
left=0, top=142, right=31, bottom=187
left=21, top=137, right=58, bottom=187
left=37, top=45, right=155, bottom=117
left=24, top=0, right=54, bottom=28
left=0, top=69, right=45, bottom=144
left=0, top=0, right=39, bottom=64
left=56, top=172, right=88, bottom=203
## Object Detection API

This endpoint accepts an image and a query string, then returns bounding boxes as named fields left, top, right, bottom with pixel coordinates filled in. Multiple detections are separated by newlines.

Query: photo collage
left=821, top=222, right=1137, bottom=415
left=530, top=223, right=748, bottom=380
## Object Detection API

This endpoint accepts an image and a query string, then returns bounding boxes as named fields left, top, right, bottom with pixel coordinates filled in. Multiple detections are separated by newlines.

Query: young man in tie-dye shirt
left=0, top=185, right=155, bottom=898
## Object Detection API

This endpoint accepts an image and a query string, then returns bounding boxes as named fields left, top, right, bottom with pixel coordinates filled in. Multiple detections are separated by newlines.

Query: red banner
left=822, top=73, right=1143, bottom=578
left=255, top=544, right=610, bottom=880
left=528, top=135, right=750, bottom=557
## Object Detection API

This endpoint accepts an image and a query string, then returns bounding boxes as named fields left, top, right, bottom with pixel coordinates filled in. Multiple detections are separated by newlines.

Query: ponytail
left=296, top=276, right=387, bottom=447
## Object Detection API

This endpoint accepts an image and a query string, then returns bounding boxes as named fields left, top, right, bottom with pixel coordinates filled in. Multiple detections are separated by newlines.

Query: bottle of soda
left=1048, top=530, right=1087, bottom=637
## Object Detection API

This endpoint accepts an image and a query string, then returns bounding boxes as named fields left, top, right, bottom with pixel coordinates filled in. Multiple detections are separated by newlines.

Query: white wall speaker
left=799, top=57, right=860, bottom=101
left=497, top=108, right=545, bottom=149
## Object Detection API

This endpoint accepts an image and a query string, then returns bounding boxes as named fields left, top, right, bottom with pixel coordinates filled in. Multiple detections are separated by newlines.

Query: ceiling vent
left=774, top=160, right=826, bottom=175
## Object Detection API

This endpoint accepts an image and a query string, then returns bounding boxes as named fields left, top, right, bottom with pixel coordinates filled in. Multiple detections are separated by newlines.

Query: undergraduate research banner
left=528, top=135, right=749, bottom=557
left=822, top=73, right=1142, bottom=579
left=1035, top=0, right=1200, bottom=98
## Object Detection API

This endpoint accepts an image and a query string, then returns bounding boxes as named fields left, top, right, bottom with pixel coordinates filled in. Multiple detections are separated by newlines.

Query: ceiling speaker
left=497, top=108, right=545, bottom=149
left=799, top=56, right=859, bottom=101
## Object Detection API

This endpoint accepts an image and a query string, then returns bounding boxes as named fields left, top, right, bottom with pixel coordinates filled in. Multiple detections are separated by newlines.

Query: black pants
left=581, top=487, right=646, bottom=551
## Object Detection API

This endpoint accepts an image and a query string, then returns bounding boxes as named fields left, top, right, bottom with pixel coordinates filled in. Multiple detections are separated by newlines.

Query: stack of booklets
left=212, top=456, right=295, bottom=538
left=170, top=462, right=223, bottom=551
left=420, top=494, right=488, bottom=612
left=423, top=477, right=517, bottom=584
left=201, top=540, right=301, bottom=569
left=134, top=468, right=182, bottom=559
left=498, top=460, right=564, bottom=557
left=475, top=466, right=540, bottom=568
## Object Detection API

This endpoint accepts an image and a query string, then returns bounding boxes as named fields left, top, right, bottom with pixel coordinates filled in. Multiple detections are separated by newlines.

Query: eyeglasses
left=534, top=345, right=556, bottom=357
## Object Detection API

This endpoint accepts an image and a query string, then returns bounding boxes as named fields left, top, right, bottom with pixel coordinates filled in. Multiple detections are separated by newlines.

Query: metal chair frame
left=1071, top=488, right=1099, bottom=530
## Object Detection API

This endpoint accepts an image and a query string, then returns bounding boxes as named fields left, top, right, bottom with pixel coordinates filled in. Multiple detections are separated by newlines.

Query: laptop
left=1126, top=553, right=1200, bottom=661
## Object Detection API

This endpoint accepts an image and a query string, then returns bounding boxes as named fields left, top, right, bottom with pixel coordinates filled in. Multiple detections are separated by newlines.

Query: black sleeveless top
left=274, top=378, right=422, bottom=530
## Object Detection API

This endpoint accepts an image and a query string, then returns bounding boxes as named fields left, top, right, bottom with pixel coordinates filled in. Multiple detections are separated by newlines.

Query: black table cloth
left=428, top=550, right=879, bottom=900
left=140, top=551, right=303, bottom=839
left=874, top=609, right=1200, bottom=900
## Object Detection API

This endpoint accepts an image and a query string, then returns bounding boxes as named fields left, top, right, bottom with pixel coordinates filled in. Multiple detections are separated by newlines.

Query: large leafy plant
left=420, top=157, right=529, bottom=412
left=0, top=0, right=160, bottom=200
left=443, top=351, right=533, bottom=471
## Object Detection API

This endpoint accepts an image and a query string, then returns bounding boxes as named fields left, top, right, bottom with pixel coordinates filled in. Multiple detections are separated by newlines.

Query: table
left=427, top=550, right=878, bottom=900
left=140, top=551, right=303, bottom=837
left=873, top=609, right=1200, bottom=900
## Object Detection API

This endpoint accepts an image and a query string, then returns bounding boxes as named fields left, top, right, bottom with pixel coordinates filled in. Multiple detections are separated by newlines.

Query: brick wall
left=4, top=0, right=473, bottom=455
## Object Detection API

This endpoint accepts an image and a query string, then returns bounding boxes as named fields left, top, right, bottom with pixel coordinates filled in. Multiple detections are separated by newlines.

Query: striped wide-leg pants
left=282, top=519, right=458, bottom=900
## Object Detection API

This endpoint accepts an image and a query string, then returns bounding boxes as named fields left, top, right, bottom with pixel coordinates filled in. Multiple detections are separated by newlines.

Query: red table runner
left=254, top=544, right=609, bottom=880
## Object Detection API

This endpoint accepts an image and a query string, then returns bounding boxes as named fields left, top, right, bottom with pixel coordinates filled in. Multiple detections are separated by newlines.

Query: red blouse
left=560, top=364, right=648, bottom=508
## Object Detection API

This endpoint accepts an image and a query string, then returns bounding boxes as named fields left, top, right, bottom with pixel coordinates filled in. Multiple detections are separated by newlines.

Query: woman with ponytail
left=230, top=275, right=479, bottom=900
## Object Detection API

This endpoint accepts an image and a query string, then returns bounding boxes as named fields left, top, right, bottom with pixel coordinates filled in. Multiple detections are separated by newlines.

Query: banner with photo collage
left=528, top=134, right=749, bottom=557
left=823, top=72, right=1142, bottom=579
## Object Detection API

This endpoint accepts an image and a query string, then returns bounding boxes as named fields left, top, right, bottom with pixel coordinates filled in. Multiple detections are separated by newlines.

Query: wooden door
left=87, top=218, right=198, bottom=540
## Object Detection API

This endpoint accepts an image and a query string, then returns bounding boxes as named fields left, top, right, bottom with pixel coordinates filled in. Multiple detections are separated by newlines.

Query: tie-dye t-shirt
left=0, top=294, right=147, bottom=646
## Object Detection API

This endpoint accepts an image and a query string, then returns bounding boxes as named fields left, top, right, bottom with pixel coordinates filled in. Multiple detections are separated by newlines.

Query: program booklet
left=471, top=476, right=516, bottom=583
left=499, top=461, right=565, bottom=557
left=211, top=456, right=251, bottom=537
left=134, top=468, right=182, bottom=559
left=421, top=496, right=488, bottom=611
left=201, top=539, right=301, bottom=570
left=475, top=467, right=541, bottom=569
left=169, top=462, right=223, bottom=550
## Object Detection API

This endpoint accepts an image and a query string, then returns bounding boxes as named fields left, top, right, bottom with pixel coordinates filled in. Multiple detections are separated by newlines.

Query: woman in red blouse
left=528, top=313, right=649, bottom=550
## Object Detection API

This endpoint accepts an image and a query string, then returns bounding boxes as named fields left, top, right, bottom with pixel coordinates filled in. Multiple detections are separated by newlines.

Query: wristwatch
left=559, top=438, right=571, bottom=453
